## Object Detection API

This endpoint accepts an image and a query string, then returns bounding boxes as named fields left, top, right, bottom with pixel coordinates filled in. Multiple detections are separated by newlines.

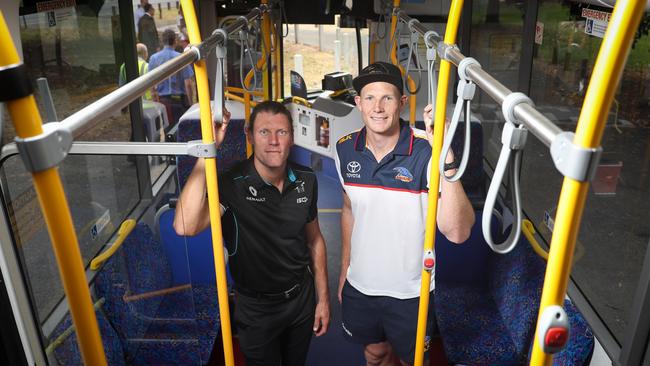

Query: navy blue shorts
left=341, top=281, right=438, bottom=364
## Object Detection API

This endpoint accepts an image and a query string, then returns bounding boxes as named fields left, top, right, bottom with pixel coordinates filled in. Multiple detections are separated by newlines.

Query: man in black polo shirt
left=174, top=101, right=330, bottom=365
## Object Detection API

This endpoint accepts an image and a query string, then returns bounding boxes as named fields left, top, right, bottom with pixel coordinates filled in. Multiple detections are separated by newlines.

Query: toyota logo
left=347, top=161, right=361, bottom=173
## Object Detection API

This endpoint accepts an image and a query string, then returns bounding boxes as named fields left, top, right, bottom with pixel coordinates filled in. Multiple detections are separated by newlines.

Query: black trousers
left=158, top=94, right=189, bottom=130
left=233, top=277, right=315, bottom=366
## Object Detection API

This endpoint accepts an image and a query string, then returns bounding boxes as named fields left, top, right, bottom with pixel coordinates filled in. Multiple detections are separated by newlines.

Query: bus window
left=461, top=0, right=649, bottom=349
left=284, top=18, right=369, bottom=96
left=11, top=1, right=178, bottom=184
left=7, top=0, right=156, bottom=323
left=521, top=1, right=650, bottom=345
left=1, top=153, right=139, bottom=322
left=469, top=0, right=525, bottom=165
left=12, top=2, right=131, bottom=145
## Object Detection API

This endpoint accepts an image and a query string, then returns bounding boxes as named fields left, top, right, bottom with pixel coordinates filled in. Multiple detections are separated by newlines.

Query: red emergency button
left=544, top=327, right=568, bottom=348
left=424, top=258, right=435, bottom=269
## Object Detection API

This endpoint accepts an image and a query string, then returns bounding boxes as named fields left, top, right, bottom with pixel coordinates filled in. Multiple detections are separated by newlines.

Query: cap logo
left=364, top=64, right=388, bottom=74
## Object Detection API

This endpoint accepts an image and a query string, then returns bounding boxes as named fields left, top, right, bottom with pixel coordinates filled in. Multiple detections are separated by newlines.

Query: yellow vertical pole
left=389, top=0, right=400, bottom=62
left=261, top=0, right=272, bottom=101
left=273, top=24, right=282, bottom=100
left=180, top=2, right=235, bottom=365
left=529, top=1, right=644, bottom=365
left=409, top=88, right=417, bottom=126
left=0, top=12, right=107, bottom=366
left=413, top=0, right=464, bottom=365
left=245, top=91, right=253, bottom=157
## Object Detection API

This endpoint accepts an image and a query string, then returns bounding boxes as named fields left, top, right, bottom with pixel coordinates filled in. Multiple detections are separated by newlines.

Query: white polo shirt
left=335, top=120, right=435, bottom=299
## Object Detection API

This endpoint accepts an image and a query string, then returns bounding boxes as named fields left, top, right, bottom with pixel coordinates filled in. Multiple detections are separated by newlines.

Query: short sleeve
left=148, top=56, right=157, bottom=71
left=182, top=64, right=194, bottom=79
left=333, top=143, right=345, bottom=188
left=426, top=157, right=432, bottom=190
left=424, top=154, right=443, bottom=194
left=217, top=172, right=230, bottom=210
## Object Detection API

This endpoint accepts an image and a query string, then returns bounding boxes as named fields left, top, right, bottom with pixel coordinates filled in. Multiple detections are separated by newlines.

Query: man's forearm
left=340, top=225, right=351, bottom=279
left=185, top=79, right=195, bottom=105
left=340, top=198, right=353, bottom=282
left=311, top=236, right=330, bottom=302
left=438, top=178, right=475, bottom=243
left=305, top=220, right=329, bottom=302
left=174, top=158, right=210, bottom=235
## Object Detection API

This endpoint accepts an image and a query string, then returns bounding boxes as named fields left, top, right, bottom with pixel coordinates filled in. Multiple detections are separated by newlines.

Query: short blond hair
left=136, top=43, right=148, bottom=60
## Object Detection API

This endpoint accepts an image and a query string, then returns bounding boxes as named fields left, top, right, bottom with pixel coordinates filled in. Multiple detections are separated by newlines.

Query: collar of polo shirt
left=354, top=119, right=415, bottom=157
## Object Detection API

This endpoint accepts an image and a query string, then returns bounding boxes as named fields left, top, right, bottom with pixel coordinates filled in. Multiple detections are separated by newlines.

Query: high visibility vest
left=119, top=59, right=151, bottom=100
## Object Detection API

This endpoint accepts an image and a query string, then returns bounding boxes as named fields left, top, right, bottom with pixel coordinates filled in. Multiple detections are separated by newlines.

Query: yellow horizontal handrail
left=289, top=96, right=311, bottom=107
left=225, top=91, right=259, bottom=106
left=90, top=219, right=136, bottom=271
left=226, top=86, right=264, bottom=97
left=45, top=298, right=106, bottom=355
left=522, top=220, right=548, bottom=261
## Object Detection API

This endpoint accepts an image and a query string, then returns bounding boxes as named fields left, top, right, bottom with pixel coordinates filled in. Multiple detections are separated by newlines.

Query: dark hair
left=248, top=101, right=293, bottom=134
left=143, top=3, right=153, bottom=12
left=162, top=29, right=176, bottom=46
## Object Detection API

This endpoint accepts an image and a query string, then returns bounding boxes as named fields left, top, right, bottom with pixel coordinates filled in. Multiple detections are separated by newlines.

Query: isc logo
left=297, top=197, right=308, bottom=204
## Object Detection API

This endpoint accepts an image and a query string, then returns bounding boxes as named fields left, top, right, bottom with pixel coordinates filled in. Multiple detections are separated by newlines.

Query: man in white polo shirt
left=334, top=62, right=475, bottom=365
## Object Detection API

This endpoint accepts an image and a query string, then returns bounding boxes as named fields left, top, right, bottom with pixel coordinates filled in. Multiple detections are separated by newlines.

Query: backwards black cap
left=352, top=61, right=404, bottom=95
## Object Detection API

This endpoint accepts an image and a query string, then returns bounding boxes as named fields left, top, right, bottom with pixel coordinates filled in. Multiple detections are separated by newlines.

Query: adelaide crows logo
left=393, top=167, right=413, bottom=182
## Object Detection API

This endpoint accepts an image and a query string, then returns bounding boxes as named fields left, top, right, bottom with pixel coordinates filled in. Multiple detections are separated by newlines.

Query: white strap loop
left=439, top=79, right=475, bottom=182
left=425, top=38, right=438, bottom=112
left=438, top=59, right=478, bottom=183
left=482, top=122, right=528, bottom=254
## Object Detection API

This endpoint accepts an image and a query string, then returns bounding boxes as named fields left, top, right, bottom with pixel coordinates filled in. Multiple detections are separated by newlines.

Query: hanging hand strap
left=439, top=57, right=479, bottom=182
left=404, top=22, right=422, bottom=95
left=425, top=31, right=437, bottom=110
left=213, top=29, right=227, bottom=124
left=482, top=92, right=533, bottom=254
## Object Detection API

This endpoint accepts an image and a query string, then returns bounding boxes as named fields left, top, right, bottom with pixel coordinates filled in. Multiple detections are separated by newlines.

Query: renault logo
left=347, top=161, right=361, bottom=174
left=249, top=186, right=257, bottom=197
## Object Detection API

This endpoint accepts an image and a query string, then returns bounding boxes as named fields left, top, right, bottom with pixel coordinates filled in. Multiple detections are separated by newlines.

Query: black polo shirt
left=219, top=158, right=318, bottom=294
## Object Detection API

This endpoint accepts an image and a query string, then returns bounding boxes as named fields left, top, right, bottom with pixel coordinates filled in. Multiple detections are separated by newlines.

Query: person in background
left=174, top=32, right=189, bottom=54
left=177, top=7, right=186, bottom=34
left=148, top=29, right=195, bottom=127
left=137, top=3, right=159, bottom=59
left=118, top=43, right=151, bottom=100
left=134, top=0, right=149, bottom=30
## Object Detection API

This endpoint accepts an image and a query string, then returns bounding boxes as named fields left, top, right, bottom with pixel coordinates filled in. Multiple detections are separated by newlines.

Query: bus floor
left=207, top=171, right=449, bottom=365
